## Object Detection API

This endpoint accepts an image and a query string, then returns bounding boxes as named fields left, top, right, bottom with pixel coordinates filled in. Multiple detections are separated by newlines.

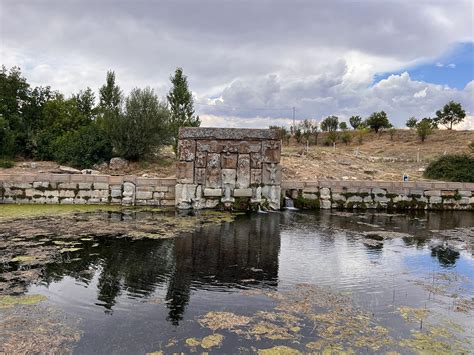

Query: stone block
left=262, top=185, right=281, bottom=210
left=458, top=197, right=470, bottom=205
left=78, top=182, right=92, bottom=190
left=221, top=152, right=238, bottom=169
left=178, top=139, right=196, bottom=161
left=93, top=182, right=109, bottom=190
left=331, top=193, right=346, bottom=201
left=262, top=140, right=281, bottom=163
left=123, top=182, right=135, bottom=197
left=222, top=169, right=236, bottom=187
left=195, top=151, right=207, bottom=168
left=58, top=182, right=78, bottom=189
left=240, top=141, right=262, bottom=154
left=161, top=199, right=176, bottom=206
left=236, top=154, right=251, bottom=188
left=262, top=163, right=281, bottom=185
left=251, top=169, right=262, bottom=184
left=175, top=184, right=197, bottom=204
left=424, top=190, right=441, bottom=197
left=111, top=189, right=122, bottom=198
left=153, top=192, right=165, bottom=199
left=374, top=195, right=388, bottom=203
left=219, top=140, right=240, bottom=153
left=135, top=191, right=153, bottom=200
left=195, top=168, right=206, bottom=185
left=59, top=190, right=76, bottom=198
left=205, top=199, right=220, bottom=209
left=204, top=188, right=223, bottom=197
left=441, top=190, right=455, bottom=197
left=429, top=196, right=442, bottom=204
left=196, top=140, right=219, bottom=152
left=458, top=190, right=472, bottom=197
left=371, top=188, right=386, bottom=195
left=176, top=161, right=194, bottom=184
left=303, top=193, right=318, bottom=200
left=234, top=188, right=253, bottom=197
left=33, top=181, right=50, bottom=189
left=321, top=200, right=331, bottom=209
left=44, top=190, right=59, bottom=198
left=122, top=197, right=134, bottom=205
left=25, top=189, right=43, bottom=197
left=347, top=196, right=363, bottom=203
left=206, top=153, right=221, bottom=188
left=250, top=152, right=263, bottom=169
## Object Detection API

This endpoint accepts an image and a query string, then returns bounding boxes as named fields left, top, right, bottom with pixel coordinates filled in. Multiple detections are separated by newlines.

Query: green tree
left=434, top=101, right=466, bottom=130
left=365, top=111, right=391, bottom=133
left=0, top=116, right=15, bottom=157
left=416, top=118, right=436, bottom=142
left=74, top=87, right=97, bottom=121
left=167, top=67, right=200, bottom=153
left=110, top=87, right=169, bottom=161
left=339, top=122, right=348, bottom=131
left=321, top=116, right=339, bottom=132
left=349, top=115, right=362, bottom=129
left=99, top=71, right=123, bottom=141
left=310, top=121, right=319, bottom=145
left=406, top=117, right=418, bottom=129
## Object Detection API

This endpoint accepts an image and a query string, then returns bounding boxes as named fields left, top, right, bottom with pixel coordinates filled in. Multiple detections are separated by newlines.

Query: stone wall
left=0, top=174, right=175, bottom=206
left=282, top=180, right=474, bottom=210
left=176, top=128, right=282, bottom=210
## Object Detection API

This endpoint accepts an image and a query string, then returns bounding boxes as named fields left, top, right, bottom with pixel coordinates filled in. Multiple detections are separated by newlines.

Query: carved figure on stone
left=221, top=169, right=236, bottom=203
left=236, top=154, right=251, bottom=188
left=262, top=140, right=281, bottom=163
left=195, top=151, right=207, bottom=168
left=262, top=163, right=281, bottom=185
left=221, top=152, right=238, bottom=169
left=176, top=161, right=194, bottom=184
left=178, top=139, right=195, bottom=161
left=267, top=163, right=278, bottom=184
left=251, top=169, right=262, bottom=184
left=250, top=152, right=262, bottom=168
left=195, top=168, right=206, bottom=185
left=206, top=153, right=221, bottom=188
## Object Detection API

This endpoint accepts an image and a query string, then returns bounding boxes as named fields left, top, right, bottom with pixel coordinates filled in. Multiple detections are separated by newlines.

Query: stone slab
left=179, top=127, right=280, bottom=140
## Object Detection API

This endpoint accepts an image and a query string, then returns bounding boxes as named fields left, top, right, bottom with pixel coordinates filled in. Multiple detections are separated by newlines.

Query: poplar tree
left=167, top=67, right=200, bottom=153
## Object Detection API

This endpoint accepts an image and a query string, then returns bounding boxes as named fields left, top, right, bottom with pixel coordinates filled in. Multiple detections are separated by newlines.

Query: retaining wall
left=0, top=174, right=176, bottom=207
left=1, top=174, right=473, bottom=210
left=282, top=180, right=474, bottom=210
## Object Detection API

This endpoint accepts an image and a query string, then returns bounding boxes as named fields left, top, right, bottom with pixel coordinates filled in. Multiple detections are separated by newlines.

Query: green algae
left=59, top=247, right=82, bottom=253
left=0, top=294, right=47, bottom=308
left=11, top=255, right=37, bottom=262
left=0, top=204, right=121, bottom=220
left=258, top=346, right=302, bottom=355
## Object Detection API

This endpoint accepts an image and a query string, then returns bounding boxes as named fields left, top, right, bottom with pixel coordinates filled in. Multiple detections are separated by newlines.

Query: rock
left=339, top=160, right=352, bottom=166
left=58, top=166, right=81, bottom=174
left=109, top=157, right=128, bottom=171
left=93, top=162, right=109, bottom=171
left=363, top=231, right=413, bottom=240
left=364, top=169, right=378, bottom=175
left=141, top=173, right=149, bottom=177
left=30, top=162, right=37, bottom=169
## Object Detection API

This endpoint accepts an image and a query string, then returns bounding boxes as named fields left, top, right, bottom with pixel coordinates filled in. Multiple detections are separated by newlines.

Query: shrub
left=341, top=132, right=352, bottom=145
left=424, top=154, right=474, bottom=182
left=0, top=159, right=14, bottom=168
left=52, top=124, right=113, bottom=169
left=406, top=117, right=418, bottom=129
left=416, top=118, right=436, bottom=142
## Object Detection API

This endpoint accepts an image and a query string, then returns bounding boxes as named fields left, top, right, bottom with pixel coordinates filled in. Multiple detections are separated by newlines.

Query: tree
left=310, top=121, right=319, bottom=145
left=74, top=87, right=97, bottom=121
left=416, top=118, right=436, bottom=142
left=321, top=116, right=339, bottom=132
left=300, top=119, right=313, bottom=144
left=110, top=87, right=169, bottom=161
left=434, top=101, right=466, bottom=130
left=406, top=117, right=418, bottom=129
left=99, top=71, right=122, bottom=112
left=349, top=115, right=362, bottom=130
left=167, top=67, right=200, bottom=153
left=365, top=111, right=391, bottom=133
left=339, top=122, right=348, bottom=131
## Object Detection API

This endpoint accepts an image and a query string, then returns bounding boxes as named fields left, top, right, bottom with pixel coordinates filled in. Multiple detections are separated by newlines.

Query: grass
left=0, top=159, right=14, bottom=168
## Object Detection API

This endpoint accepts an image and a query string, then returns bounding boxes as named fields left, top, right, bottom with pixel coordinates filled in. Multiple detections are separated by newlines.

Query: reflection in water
left=40, top=214, right=280, bottom=323
left=430, top=245, right=460, bottom=268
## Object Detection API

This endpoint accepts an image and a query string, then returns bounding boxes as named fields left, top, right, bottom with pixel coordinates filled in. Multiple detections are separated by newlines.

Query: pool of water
left=1, top=210, right=473, bottom=353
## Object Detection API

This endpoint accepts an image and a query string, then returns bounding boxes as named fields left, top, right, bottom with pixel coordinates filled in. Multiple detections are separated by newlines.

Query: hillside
left=2, top=129, right=473, bottom=182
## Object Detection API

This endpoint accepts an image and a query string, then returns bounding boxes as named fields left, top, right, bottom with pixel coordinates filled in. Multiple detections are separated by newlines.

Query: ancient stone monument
left=176, top=127, right=282, bottom=210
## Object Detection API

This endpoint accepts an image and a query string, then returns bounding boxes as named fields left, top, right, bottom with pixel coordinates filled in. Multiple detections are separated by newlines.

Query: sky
left=1, top=0, right=473, bottom=129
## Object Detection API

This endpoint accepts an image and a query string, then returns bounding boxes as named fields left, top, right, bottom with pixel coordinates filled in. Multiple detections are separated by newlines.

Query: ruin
left=175, top=128, right=282, bottom=210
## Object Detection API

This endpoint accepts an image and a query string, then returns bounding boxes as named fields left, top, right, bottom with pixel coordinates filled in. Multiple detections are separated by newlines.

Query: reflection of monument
left=431, top=245, right=460, bottom=267
left=165, top=213, right=281, bottom=324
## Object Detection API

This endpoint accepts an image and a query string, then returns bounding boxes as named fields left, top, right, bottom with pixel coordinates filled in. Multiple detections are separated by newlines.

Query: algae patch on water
left=0, top=204, right=121, bottom=220
left=0, top=294, right=47, bottom=308
left=184, top=334, right=224, bottom=349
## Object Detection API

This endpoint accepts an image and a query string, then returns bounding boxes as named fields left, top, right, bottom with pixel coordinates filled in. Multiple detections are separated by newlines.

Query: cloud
left=1, top=0, right=472, bottom=128
left=447, top=63, right=456, bottom=68
left=436, top=62, right=444, bottom=67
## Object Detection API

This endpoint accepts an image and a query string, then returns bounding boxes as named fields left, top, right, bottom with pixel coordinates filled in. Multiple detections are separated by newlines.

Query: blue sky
left=374, top=42, right=474, bottom=90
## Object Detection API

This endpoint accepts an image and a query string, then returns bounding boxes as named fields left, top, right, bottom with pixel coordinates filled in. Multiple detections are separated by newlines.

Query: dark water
left=7, top=211, right=474, bottom=353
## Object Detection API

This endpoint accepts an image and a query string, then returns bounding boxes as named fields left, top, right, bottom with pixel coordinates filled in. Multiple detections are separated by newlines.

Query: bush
left=424, top=155, right=474, bottom=182
left=52, top=124, right=113, bottom=169
left=341, top=132, right=352, bottom=145
left=0, top=159, right=14, bottom=168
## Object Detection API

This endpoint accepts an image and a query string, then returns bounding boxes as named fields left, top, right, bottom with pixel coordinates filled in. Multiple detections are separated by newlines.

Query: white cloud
left=413, top=87, right=428, bottom=98
left=436, top=62, right=444, bottom=67
left=447, top=63, right=456, bottom=68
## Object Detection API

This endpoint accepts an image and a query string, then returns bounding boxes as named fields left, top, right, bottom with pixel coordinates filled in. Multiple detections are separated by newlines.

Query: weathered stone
left=195, top=168, right=206, bottom=185
left=205, top=199, right=220, bottom=209
left=78, top=183, right=92, bottom=190
left=175, top=184, right=197, bottom=206
left=441, top=190, right=455, bottom=197
left=331, top=193, right=345, bottom=201
left=93, top=182, right=109, bottom=190
left=251, top=169, right=262, bottom=184
left=59, top=190, right=76, bottom=198
left=204, top=188, right=222, bottom=197
left=262, top=185, right=281, bottom=210
left=111, top=189, right=122, bottom=198
left=219, top=140, right=240, bottom=153
left=135, top=191, right=153, bottom=200
left=372, top=188, right=386, bottom=195
left=262, top=140, right=281, bottom=163
left=429, top=196, right=442, bottom=204
left=373, top=195, right=388, bottom=203
left=222, top=169, right=237, bottom=187
left=25, top=189, right=43, bottom=197
left=320, top=187, right=331, bottom=199
left=250, top=152, right=263, bottom=169
left=240, top=141, right=262, bottom=154
left=206, top=153, right=221, bottom=188
left=347, top=196, right=363, bottom=203
left=153, top=192, right=164, bottom=199
left=59, top=166, right=81, bottom=174
left=262, top=163, right=281, bottom=185
left=424, top=190, right=441, bottom=197
left=458, top=190, right=472, bottom=197
left=321, top=200, right=331, bottom=209
left=234, top=188, right=253, bottom=197
left=303, top=193, right=318, bottom=200
left=221, top=152, right=238, bottom=169
left=180, top=127, right=280, bottom=141
left=236, top=154, right=251, bottom=188
left=176, top=161, right=194, bottom=184
left=109, top=157, right=128, bottom=170
left=196, top=140, right=219, bottom=152
left=33, top=181, right=50, bottom=189
left=58, top=182, right=77, bottom=190
left=178, top=139, right=196, bottom=161
left=123, top=182, right=135, bottom=197
left=195, top=151, right=207, bottom=168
